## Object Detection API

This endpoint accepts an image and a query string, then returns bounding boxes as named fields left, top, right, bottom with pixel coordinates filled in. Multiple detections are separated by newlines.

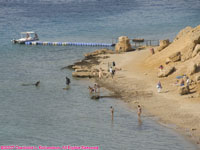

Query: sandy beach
left=69, top=46, right=200, bottom=148
left=69, top=25, right=200, bottom=148
left=90, top=49, right=200, bottom=147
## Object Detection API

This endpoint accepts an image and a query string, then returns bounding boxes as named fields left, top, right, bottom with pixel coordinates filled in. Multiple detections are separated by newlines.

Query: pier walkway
left=25, top=41, right=114, bottom=47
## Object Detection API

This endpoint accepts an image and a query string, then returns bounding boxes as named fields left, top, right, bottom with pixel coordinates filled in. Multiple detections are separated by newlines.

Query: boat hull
left=12, top=39, right=39, bottom=44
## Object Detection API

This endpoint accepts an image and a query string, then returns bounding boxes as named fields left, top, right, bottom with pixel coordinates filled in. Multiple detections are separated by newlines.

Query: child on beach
left=159, top=65, right=164, bottom=71
left=157, top=81, right=162, bottom=93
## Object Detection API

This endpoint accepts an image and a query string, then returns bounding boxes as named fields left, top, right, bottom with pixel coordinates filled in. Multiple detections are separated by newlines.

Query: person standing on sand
left=110, top=106, right=114, bottom=121
left=137, top=105, right=142, bottom=117
left=112, top=68, right=115, bottom=78
left=109, top=67, right=113, bottom=78
left=186, top=77, right=190, bottom=87
left=112, top=61, right=116, bottom=67
left=159, top=65, right=163, bottom=71
left=157, top=81, right=162, bottom=93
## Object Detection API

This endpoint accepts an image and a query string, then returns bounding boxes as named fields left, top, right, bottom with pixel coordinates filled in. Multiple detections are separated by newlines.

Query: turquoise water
left=0, top=0, right=200, bottom=149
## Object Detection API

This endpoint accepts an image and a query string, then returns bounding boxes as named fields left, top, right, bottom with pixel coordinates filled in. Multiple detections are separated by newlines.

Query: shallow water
left=0, top=0, right=200, bottom=149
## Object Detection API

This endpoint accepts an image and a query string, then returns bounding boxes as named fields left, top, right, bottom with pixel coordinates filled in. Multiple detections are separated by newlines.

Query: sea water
left=0, top=0, right=200, bottom=149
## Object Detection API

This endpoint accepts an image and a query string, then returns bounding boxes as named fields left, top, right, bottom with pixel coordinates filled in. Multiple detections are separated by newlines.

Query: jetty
left=25, top=41, right=115, bottom=47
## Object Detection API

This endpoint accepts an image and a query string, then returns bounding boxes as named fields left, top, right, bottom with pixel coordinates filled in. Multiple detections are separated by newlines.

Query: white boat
left=12, top=31, right=39, bottom=44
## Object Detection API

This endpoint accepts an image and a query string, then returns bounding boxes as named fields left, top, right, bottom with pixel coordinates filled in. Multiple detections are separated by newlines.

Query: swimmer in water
left=21, top=81, right=40, bottom=87
left=110, top=106, right=114, bottom=121
left=66, top=76, right=71, bottom=86
left=35, top=81, right=40, bottom=87
left=88, top=86, right=95, bottom=93
left=137, top=105, right=142, bottom=117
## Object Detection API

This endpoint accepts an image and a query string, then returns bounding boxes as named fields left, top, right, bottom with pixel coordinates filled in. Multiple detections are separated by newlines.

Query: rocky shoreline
left=67, top=49, right=114, bottom=78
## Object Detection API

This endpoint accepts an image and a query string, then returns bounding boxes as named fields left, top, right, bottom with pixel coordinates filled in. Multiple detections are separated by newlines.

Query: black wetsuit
left=112, top=61, right=116, bottom=67
left=66, top=77, right=71, bottom=85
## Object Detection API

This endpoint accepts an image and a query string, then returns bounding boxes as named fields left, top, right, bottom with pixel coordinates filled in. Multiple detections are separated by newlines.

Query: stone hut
left=115, top=36, right=132, bottom=52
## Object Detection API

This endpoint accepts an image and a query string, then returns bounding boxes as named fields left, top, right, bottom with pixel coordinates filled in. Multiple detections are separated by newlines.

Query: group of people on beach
left=88, top=83, right=100, bottom=93
left=157, top=64, right=191, bottom=93
left=99, top=60, right=143, bottom=121
left=98, top=61, right=122, bottom=79
left=109, top=61, right=116, bottom=79
left=67, top=59, right=142, bottom=122
left=176, top=75, right=190, bottom=87
left=99, top=61, right=117, bottom=79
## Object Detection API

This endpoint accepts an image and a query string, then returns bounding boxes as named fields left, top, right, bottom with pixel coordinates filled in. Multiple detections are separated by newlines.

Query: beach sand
left=88, top=49, right=200, bottom=148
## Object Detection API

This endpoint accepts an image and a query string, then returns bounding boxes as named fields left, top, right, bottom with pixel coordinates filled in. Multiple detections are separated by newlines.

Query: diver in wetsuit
left=66, top=76, right=71, bottom=86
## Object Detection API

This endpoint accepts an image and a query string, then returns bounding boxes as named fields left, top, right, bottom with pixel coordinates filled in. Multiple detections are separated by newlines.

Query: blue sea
left=0, top=0, right=200, bottom=149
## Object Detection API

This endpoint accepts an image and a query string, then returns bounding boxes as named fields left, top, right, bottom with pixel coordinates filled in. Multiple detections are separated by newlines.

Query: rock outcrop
left=145, top=25, right=200, bottom=96
left=188, top=63, right=199, bottom=75
left=196, top=75, right=200, bottom=82
left=181, top=42, right=196, bottom=61
left=158, top=66, right=176, bottom=78
left=115, top=36, right=132, bottom=52
left=166, top=52, right=181, bottom=64
left=179, top=86, right=190, bottom=95
left=157, top=39, right=170, bottom=52
left=72, top=71, right=98, bottom=78
left=70, top=48, right=114, bottom=78
left=174, top=26, right=193, bottom=41
left=175, top=25, right=200, bottom=60
left=72, top=65, right=86, bottom=70
left=192, top=44, right=200, bottom=57
left=84, top=49, right=114, bottom=58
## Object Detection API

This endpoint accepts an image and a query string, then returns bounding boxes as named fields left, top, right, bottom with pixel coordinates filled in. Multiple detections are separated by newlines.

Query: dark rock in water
left=72, top=71, right=98, bottom=78
left=61, top=65, right=74, bottom=70
left=91, top=95, right=100, bottom=100
left=90, top=94, right=121, bottom=100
